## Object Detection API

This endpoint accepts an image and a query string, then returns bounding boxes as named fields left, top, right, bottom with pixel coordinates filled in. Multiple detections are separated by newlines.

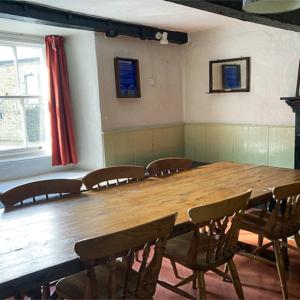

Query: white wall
left=95, top=34, right=183, bottom=131
left=0, top=19, right=103, bottom=180
left=65, top=32, right=104, bottom=170
left=183, top=22, right=300, bottom=126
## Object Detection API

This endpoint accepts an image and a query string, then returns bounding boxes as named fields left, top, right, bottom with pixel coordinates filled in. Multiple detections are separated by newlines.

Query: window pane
left=16, top=46, right=43, bottom=95
left=0, top=46, right=18, bottom=96
left=24, top=98, right=46, bottom=147
left=0, top=98, right=25, bottom=150
left=0, top=42, right=47, bottom=155
left=0, top=98, right=46, bottom=151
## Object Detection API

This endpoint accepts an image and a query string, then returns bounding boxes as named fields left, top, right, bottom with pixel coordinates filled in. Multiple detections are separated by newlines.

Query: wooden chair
left=55, top=213, right=177, bottom=299
left=0, top=178, right=82, bottom=298
left=0, top=179, right=82, bottom=209
left=159, top=190, right=251, bottom=300
left=83, top=165, right=146, bottom=263
left=147, top=157, right=192, bottom=277
left=82, top=165, right=146, bottom=190
left=146, top=157, right=193, bottom=177
left=239, top=181, right=300, bottom=299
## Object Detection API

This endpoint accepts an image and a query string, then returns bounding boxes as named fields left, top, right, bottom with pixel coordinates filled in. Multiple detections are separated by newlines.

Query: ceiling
left=26, top=0, right=240, bottom=32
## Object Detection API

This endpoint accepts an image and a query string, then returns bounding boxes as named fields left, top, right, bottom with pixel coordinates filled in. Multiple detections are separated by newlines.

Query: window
left=0, top=37, right=49, bottom=158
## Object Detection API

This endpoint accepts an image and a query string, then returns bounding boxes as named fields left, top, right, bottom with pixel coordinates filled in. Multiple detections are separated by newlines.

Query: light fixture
left=105, top=28, right=119, bottom=38
left=155, top=32, right=169, bottom=45
left=105, top=21, right=119, bottom=38
left=243, top=0, right=300, bottom=14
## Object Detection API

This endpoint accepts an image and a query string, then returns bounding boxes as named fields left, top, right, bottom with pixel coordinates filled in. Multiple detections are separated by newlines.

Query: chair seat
left=56, top=261, right=138, bottom=299
left=164, top=231, right=235, bottom=271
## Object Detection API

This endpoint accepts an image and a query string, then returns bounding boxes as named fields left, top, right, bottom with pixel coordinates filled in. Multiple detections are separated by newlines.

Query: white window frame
left=0, top=33, right=50, bottom=160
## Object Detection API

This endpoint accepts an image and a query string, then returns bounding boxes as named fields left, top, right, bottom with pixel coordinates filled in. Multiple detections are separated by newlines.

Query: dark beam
left=0, top=1, right=188, bottom=44
left=167, top=0, right=300, bottom=33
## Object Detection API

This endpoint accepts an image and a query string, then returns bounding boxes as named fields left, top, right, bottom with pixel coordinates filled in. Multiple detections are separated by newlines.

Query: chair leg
left=192, top=271, right=197, bottom=289
left=294, top=233, right=300, bottom=254
left=273, top=240, right=289, bottom=300
left=282, top=237, right=289, bottom=269
left=197, top=271, right=206, bottom=300
left=170, top=259, right=181, bottom=279
left=227, top=259, right=244, bottom=300
left=258, top=234, right=264, bottom=247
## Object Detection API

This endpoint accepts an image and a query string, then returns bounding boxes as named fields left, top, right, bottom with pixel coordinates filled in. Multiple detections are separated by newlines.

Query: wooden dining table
left=2, top=161, right=300, bottom=297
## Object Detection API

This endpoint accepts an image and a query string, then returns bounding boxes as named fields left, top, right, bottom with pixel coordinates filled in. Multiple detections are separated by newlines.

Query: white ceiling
left=26, top=0, right=240, bottom=32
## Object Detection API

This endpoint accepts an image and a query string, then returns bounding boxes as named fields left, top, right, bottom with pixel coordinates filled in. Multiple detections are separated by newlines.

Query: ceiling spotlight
left=155, top=32, right=169, bottom=45
left=105, top=22, right=119, bottom=38
left=105, top=27, right=119, bottom=38
left=242, top=0, right=300, bottom=14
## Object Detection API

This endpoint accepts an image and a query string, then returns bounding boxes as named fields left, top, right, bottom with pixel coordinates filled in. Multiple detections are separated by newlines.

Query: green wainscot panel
left=153, top=125, right=184, bottom=160
left=103, top=132, right=116, bottom=166
left=193, top=124, right=206, bottom=162
left=205, top=125, right=221, bottom=163
left=184, top=123, right=294, bottom=169
left=103, top=124, right=184, bottom=167
left=268, top=127, right=294, bottom=169
left=184, top=124, right=196, bottom=161
left=205, top=125, right=234, bottom=163
left=247, top=126, right=269, bottom=165
left=134, top=129, right=153, bottom=166
left=114, top=131, right=135, bottom=165
left=232, top=125, right=249, bottom=163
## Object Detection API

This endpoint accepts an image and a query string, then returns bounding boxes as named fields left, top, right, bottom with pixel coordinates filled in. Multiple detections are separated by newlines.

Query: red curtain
left=45, top=35, right=78, bottom=166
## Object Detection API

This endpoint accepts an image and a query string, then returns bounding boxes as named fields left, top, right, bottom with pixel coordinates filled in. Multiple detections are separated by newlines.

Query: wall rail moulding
left=0, top=1, right=188, bottom=44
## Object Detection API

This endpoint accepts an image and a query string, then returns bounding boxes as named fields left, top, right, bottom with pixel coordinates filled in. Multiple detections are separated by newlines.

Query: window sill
left=0, top=150, right=50, bottom=164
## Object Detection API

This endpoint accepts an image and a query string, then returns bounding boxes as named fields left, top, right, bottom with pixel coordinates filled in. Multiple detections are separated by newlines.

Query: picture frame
left=114, top=57, right=141, bottom=98
left=209, top=57, right=250, bottom=93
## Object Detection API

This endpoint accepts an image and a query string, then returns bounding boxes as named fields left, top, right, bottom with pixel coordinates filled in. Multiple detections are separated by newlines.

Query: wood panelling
left=102, top=124, right=184, bottom=167
left=103, top=123, right=294, bottom=168
left=269, top=127, right=295, bottom=168
left=185, top=123, right=294, bottom=168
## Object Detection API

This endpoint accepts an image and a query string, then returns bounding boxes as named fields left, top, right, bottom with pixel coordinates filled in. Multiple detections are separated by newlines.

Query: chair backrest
left=187, top=190, right=251, bottom=264
left=265, top=181, right=300, bottom=238
left=74, top=213, right=177, bottom=299
left=146, top=157, right=193, bottom=177
left=82, top=165, right=146, bottom=190
left=0, top=179, right=82, bottom=209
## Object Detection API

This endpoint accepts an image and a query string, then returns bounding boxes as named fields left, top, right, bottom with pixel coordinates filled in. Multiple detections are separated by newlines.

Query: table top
left=1, top=161, right=300, bottom=296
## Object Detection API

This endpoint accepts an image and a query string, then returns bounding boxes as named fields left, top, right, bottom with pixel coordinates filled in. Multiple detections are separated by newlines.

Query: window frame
left=0, top=33, right=49, bottom=160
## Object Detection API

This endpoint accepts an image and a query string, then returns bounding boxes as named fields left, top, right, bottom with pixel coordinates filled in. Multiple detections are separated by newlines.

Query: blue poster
left=118, top=59, right=138, bottom=97
left=222, top=65, right=241, bottom=89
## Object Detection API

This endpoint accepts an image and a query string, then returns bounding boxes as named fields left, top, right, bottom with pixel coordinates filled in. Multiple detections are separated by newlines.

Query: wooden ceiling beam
left=0, top=0, right=188, bottom=44
left=167, top=0, right=300, bottom=32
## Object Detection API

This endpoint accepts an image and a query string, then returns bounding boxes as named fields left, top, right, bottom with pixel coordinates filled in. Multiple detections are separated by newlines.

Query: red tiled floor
left=154, top=231, right=300, bottom=299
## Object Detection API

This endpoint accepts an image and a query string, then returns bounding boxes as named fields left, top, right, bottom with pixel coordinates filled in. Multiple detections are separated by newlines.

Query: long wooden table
left=2, top=161, right=300, bottom=297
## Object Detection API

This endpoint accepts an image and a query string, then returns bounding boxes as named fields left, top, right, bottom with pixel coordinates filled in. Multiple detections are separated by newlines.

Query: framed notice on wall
left=114, top=57, right=141, bottom=98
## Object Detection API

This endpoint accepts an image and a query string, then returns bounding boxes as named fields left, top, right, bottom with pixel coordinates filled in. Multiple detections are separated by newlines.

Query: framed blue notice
left=114, top=57, right=141, bottom=98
